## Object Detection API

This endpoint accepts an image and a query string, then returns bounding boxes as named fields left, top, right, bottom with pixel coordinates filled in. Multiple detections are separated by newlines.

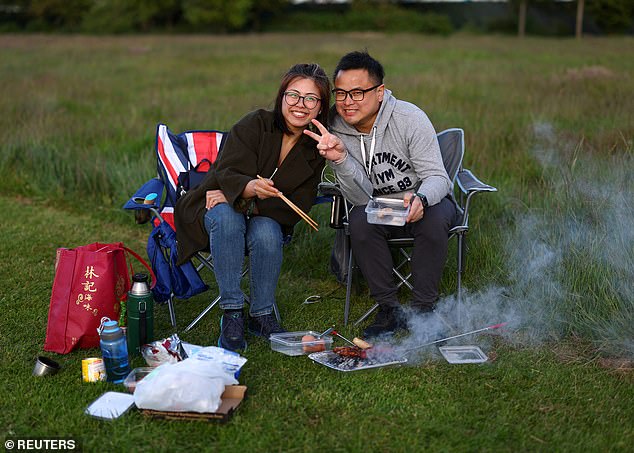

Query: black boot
left=363, top=305, right=404, bottom=338
left=410, top=302, right=436, bottom=315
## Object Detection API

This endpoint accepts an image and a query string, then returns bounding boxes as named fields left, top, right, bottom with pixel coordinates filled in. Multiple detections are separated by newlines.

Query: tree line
left=1, top=0, right=632, bottom=35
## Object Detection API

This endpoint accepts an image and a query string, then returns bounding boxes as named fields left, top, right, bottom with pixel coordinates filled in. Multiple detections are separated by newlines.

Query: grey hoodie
left=329, top=89, right=451, bottom=207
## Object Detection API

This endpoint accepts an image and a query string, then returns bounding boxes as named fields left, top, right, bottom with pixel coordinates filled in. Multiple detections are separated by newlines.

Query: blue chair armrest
left=122, top=178, right=165, bottom=210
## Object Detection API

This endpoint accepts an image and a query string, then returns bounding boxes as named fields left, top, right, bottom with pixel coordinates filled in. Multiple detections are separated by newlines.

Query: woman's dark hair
left=333, top=51, right=384, bottom=86
left=274, top=63, right=331, bottom=135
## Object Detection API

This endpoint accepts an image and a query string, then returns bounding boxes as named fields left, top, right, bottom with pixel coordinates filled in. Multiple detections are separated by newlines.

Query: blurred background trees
left=0, top=0, right=632, bottom=35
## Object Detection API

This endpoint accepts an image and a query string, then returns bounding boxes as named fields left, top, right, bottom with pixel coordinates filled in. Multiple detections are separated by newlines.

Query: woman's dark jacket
left=175, top=109, right=324, bottom=265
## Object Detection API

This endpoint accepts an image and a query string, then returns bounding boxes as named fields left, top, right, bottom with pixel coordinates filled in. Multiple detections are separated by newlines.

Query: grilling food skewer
left=318, top=327, right=335, bottom=338
left=330, top=330, right=357, bottom=347
left=402, top=322, right=508, bottom=354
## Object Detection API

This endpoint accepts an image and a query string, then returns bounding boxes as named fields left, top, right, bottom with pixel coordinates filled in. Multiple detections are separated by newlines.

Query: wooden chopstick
left=256, top=175, right=319, bottom=231
left=278, top=192, right=319, bottom=231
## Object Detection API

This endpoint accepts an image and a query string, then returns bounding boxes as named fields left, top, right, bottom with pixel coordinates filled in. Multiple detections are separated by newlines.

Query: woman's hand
left=303, top=119, right=347, bottom=162
left=243, top=178, right=280, bottom=200
left=205, top=190, right=228, bottom=209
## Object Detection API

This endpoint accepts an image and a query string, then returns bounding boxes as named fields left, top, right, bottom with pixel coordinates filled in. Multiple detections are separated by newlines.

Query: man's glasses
left=284, top=92, right=321, bottom=110
left=332, top=84, right=382, bottom=102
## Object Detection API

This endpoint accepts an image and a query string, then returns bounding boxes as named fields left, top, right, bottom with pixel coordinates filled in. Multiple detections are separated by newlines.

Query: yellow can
left=82, top=358, right=106, bottom=382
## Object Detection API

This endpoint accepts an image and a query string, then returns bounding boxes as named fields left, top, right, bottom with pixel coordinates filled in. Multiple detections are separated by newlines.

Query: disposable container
left=365, top=198, right=410, bottom=226
left=438, top=345, right=488, bottom=364
left=270, top=331, right=333, bottom=356
left=123, top=367, right=154, bottom=393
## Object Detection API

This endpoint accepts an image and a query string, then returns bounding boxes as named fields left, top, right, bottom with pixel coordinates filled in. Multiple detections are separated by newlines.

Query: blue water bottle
left=98, top=317, right=131, bottom=384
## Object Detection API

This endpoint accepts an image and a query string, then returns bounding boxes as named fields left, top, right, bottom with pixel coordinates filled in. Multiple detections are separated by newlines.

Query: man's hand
left=404, top=193, right=424, bottom=223
left=206, top=190, right=228, bottom=209
left=303, top=119, right=347, bottom=162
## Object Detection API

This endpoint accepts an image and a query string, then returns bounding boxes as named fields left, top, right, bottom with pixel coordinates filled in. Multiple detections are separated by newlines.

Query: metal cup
left=33, top=356, right=61, bottom=376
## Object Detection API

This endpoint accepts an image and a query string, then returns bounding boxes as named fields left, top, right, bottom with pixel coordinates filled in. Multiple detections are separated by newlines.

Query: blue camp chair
left=124, top=124, right=227, bottom=330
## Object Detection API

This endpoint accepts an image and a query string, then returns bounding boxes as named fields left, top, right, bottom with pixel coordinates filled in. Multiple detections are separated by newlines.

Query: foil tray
left=308, top=350, right=407, bottom=372
left=438, top=345, right=488, bottom=364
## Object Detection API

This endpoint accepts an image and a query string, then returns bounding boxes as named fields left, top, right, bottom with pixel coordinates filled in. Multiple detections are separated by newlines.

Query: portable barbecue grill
left=308, top=322, right=507, bottom=372
left=308, top=350, right=407, bottom=372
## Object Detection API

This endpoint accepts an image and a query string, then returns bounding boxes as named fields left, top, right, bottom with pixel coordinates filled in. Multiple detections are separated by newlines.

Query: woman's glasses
left=284, top=92, right=321, bottom=110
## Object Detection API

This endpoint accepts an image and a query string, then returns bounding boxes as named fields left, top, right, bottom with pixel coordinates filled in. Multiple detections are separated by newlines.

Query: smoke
left=385, top=121, right=633, bottom=363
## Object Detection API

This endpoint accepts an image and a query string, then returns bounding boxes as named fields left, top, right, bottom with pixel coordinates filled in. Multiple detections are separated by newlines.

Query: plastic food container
left=123, top=367, right=154, bottom=393
left=365, top=198, right=410, bottom=226
left=270, top=331, right=333, bottom=356
left=438, top=346, right=488, bottom=364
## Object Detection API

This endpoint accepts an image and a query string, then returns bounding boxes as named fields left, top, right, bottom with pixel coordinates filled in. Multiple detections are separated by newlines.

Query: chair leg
left=344, top=246, right=354, bottom=326
left=183, top=261, right=250, bottom=332
left=457, top=233, right=465, bottom=304
left=184, top=294, right=221, bottom=332
left=354, top=303, right=379, bottom=327
left=456, top=233, right=465, bottom=326
left=167, top=293, right=177, bottom=327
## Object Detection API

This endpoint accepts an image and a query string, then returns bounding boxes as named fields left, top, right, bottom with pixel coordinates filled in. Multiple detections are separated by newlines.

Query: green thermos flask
left=127, top=273, right=154, bottom=355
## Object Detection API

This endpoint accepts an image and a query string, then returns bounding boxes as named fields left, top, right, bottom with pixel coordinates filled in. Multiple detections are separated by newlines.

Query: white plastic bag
left=189, top=346, right=247, bottom=379
left=134, top=349, right=244, bottom=413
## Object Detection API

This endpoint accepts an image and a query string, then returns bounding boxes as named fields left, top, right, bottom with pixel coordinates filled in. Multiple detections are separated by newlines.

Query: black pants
left=348, top=197, right=457, bottom=309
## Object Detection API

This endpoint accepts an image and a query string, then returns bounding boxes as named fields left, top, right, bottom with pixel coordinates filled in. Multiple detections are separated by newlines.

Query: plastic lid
left=102, top=320, right=120, bottom=332
left=100, top=320, right=123, bottom=341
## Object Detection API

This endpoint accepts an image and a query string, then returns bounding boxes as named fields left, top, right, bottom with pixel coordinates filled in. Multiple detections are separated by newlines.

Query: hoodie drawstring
left=359, top=126, right=377, bottom=177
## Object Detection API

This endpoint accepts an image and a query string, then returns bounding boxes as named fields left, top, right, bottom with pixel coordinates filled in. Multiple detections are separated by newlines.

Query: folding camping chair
left=124, top=123, right=284, bottom=332
left=321, top=128, right=497, bottom=326
left=123, top=123, right=233, bottom=332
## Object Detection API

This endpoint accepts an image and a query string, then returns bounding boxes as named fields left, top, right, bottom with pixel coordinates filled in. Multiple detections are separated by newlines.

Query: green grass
left=1, top=33, right=633, bottom=452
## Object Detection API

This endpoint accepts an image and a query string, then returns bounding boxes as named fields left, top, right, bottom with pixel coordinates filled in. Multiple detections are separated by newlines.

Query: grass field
left=1, top=33, right=633, bottom=452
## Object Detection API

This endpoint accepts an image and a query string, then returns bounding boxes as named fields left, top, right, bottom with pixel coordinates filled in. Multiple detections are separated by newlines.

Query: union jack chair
left=124, top=123, right=228, bottom=330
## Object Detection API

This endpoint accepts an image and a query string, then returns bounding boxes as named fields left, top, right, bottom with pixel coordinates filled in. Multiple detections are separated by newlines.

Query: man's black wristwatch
left=416, top=193, right=429, bottom=208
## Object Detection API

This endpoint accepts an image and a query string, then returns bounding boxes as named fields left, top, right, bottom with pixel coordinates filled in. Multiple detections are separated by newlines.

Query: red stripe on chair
left=161, top=208, right=176, bottom=231
left=186, top=132, right=220, bottom=172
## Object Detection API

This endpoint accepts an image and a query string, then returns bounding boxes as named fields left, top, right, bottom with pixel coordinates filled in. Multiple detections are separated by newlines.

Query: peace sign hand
left=304, top=119, right=347, bottom=162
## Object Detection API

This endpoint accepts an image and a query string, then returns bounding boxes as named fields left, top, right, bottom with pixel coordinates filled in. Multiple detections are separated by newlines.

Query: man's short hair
left=334, top=51, right=384, bottom=85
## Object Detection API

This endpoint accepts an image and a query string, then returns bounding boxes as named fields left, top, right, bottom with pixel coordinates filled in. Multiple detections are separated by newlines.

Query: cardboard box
left=140, top=385, right=247, bottom=423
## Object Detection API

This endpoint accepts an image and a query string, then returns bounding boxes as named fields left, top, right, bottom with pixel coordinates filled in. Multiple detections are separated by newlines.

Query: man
left=305, top=51, right=456, bottom=338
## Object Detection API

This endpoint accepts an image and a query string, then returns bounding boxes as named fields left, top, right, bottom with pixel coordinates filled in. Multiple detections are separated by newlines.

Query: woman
left=175, top=63, right=330, bottom=351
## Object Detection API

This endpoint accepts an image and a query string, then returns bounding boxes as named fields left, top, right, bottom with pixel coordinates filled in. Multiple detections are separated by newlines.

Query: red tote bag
left=44, top=242, right=153, bottom=354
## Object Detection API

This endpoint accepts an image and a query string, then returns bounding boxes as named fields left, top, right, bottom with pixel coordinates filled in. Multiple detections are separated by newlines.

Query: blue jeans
left=204, top=203, right=284, bottom=316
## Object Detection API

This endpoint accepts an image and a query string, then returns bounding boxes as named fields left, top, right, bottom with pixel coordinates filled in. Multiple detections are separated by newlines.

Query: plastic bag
left=141, top=334, right=184, bottom=367
left=134, top=347, right=246, bottom=413
left=190, top=345, right=248, bottom=379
